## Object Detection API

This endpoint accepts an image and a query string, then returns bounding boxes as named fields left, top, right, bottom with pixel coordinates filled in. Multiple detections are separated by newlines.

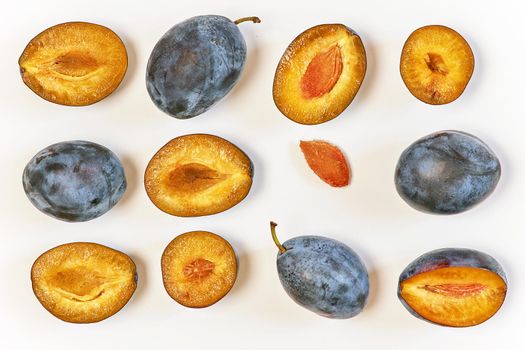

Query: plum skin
left=23, top=141, right=126, bottom=222
left=395, top=130, right=501, bottom=214
left=398, top=248, right=507, bottom=326
left=146, top=15, right=246, bottom=119
left=277, top=236, right=369, bottom=319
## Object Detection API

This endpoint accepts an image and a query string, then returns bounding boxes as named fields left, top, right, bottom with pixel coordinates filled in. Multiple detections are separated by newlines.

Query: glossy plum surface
left=23, top=141, right=126, bottom=222
left=277, top=235, right=369, bottom=319
left=146, top=15, right=247, bottom=119
left=395, top=130, right=501, bottom=214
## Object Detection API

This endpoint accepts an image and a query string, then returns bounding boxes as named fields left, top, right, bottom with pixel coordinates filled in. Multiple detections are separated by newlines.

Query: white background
left=1, top=0, right=524, bottom=349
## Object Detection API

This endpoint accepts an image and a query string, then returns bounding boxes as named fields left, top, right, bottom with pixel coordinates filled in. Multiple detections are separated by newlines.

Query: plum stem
left=234, top=17, right=261, bottom=25
left=270, top=221, right=286, bottom=254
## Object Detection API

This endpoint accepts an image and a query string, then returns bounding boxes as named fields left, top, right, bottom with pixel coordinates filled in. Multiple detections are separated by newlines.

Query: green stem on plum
left=270, top=221, right=286, bottom=254
left=234, top=17, right=261, bottom=25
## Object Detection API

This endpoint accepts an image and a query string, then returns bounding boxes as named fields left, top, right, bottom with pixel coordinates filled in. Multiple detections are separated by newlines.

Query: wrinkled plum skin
left=23, top=141, right=127, bottom=222
left=398, top=248, right=507, bottom=324
left=395, top=130, right=501, bottom=214
left=146, top=15, right=246, bottom=119
left=277, top=236, right=369, bottom=319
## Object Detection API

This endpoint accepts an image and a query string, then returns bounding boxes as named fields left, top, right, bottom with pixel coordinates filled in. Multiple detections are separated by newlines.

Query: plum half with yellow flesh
left=144, top=134, right=253, bottom=217
left=273, top=24, right=366, bottom=125
left=398, top=248, right=507, bottom=327
left=400, top=25, right=474, bottom=105
left=161, top=231, right=237, bottom=308
left=19, top=22, right=127, bottom=106
left=31, top=242, right=137, bottom=323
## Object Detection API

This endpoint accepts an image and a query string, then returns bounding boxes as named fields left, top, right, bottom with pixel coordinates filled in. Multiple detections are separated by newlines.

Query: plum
left=23, top=141, right=127, bottom=222
left=31, top=242, right=137, bottom=323
left=398, top=248, right=507, bottom=327
left=395, top=130, right=500, bottom=214
left=144, top=134, right=253, bottom=217
left=273, top=24, right=366, bottom=125
left=161, top=231, right=237, bottom=308
left=146, top=15, right=260, bottom=119
left=19, top=22, right=127, bottom=106
left=400, top=25, right=474, bottom=105
left=271, top=222, right=369, bottom=319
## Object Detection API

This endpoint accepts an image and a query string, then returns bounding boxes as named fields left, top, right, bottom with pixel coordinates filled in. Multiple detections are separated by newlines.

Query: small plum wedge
left=300, top=140, right=350, bottom=187
left=400, top=25, right=474, bottom=105
left=161, top=231, right=237, bottom=308
left=273, top=24, right=366, bottom=125
left=31, top=242, right=137, bottom=323
left=398, top=248, right=507, bottom=327
left=271, top=222, right=369, bottom=319
left=19, top=22, right=127, bottom=106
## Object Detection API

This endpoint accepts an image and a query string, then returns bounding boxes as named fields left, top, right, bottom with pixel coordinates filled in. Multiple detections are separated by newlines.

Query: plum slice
left=398, top=248, right=507, bottom=327
left=299, top=140, right=350, bottom=187
left=400, top=25, right=474, bottom=105
left=19, top=22, right=127, bottom=106
left=31, top=242, right=137, bottom=323
left=273, top=24, right=366, bottom=125
left=144, top=134, right=253, bottom=217
left=161, top=231, right=237, bottom=308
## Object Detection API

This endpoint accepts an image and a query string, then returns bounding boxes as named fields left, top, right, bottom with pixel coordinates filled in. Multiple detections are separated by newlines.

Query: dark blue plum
left=395, top=130, right=501, bottom=214
left=23, top=141, right=127, bottom=222
left=146, top=15, right=258, bottom=119
left=273, top=225, right=369, bottom=319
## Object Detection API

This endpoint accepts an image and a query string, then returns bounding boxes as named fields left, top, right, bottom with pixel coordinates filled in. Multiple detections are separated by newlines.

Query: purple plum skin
left=277, top=235, right=369, bottom=319
left=146, top=15, right=247, bottom=119
left=23, top=141, right=127, bottom=222
left=395, top=130, right=501, bottom=215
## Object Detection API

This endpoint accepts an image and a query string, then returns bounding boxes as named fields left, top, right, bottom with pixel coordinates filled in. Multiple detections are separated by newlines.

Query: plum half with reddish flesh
left=19, top=22, right=127, bottom=106
left=31, top=242, right=137, bottom=323
left=398, top=248, right=507, bottom=327
left=273, top=24, right=366, bottom=125
left=144, top=134, right=253, bottom=217
left=161, top=231, right=237, bottom=308
left=400, top=25, right=474, bottom=105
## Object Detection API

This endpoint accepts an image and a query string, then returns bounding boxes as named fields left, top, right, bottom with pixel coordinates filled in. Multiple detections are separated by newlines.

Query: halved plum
left=161, top=231, right=237, bottom=308
left=31, top=242, right=137, bottom=323
left=273, top=24, right=366, bottom=125
left=19, top=22, right=127, bottom=106
left=400, top=25, right=474, bottom=105
left=144, top=134, right=253, bottom=217
left=398, top=248, right=507, bottom=327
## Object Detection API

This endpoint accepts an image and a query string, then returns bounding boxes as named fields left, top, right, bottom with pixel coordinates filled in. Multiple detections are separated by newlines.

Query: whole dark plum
left=395, top=130, right=501, bottom=214
left=23, top=141, right=127, bottom=222
left=271, top=222, right=369, bottom=319
left=146, top=15, right=260, bottom=119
